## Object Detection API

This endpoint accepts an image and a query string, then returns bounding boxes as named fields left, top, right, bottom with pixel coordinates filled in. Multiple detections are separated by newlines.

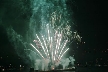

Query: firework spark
left=29, top=3, right=81, bottom=65
left=30, top=24, right=80, bottom=65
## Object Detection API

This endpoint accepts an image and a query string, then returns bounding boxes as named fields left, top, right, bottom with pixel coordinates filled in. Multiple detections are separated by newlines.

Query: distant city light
left=52, top=68, right=54, bottom=70
left=2, top=69, right=5, bottom=71
left=20, top=65, right=21, bottom=67
left=78, top=64, right=79, bottom=66
left=98, top=65, right=101, bottom=67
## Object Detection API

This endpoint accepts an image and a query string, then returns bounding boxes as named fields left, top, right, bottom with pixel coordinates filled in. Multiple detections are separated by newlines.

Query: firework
left=29, top=11, right=81, bottom=63
left=5, top=0, right=81, bottom=70
left=30, top=23, right=80, bottom=65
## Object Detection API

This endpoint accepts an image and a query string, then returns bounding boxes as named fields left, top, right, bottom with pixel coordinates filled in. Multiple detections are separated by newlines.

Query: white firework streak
left=59, top=48, right=69, bottom=60
left=58, top=40, right=68, bottom=59
left=30, top=44, right=44, bottom=59
left=36, top=34, right=47, bottom=58
left=29, top=12, right=81, bottom=63
left=30, top=24, right=70, bottom=62
left=42, top=35, right=50, bottom=58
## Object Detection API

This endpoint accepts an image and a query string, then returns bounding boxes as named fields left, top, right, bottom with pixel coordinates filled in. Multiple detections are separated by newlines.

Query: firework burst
left=30, top=23, right=80, bottom=65
left=29, top=10, right=81, bottom=65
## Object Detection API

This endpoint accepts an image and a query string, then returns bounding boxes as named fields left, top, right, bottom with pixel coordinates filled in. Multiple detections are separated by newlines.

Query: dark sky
left=74, top=0, right=107, bottom=64
left=0, top=0, right=107, bottom=66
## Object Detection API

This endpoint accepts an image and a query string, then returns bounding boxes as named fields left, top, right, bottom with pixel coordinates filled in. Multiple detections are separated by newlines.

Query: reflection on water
left=1, top=67, right=108, bottom=72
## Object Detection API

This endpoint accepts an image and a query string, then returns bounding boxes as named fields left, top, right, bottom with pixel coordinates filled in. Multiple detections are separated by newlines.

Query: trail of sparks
left=30, top=44, right=44, bottom=59
left=59, top=48, right=69, bottom=60
left=30, top=24, right=70, bottom=62
left=29, top=11, right=81, bottom=64
left=36, top=34, right=47, bottom=58
left=42, top=35, right=50, bottom=58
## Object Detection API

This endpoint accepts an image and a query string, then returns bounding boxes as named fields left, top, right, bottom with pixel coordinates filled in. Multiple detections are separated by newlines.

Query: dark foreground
left=1, top=67, right=108, bottom=72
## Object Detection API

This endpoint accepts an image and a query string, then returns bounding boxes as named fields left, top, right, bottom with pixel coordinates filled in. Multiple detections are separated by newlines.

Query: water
left=1, top=67, right=108, bottom=72
left=76, top=67, right=108, bottom=72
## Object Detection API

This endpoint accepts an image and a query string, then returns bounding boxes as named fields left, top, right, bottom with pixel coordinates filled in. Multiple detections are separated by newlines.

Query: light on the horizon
left=2, top=69, right=5, bottom=71
left=20, top=65, right=21, bottom=67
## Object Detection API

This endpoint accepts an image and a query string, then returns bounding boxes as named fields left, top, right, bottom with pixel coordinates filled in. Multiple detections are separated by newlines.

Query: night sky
left=0, top=0, right=107, bottom=67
